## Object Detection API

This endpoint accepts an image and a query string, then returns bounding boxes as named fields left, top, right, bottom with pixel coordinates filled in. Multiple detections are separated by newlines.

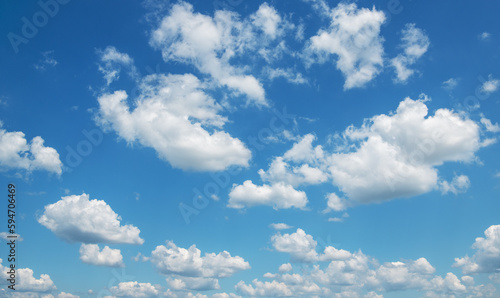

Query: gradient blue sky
left=1, top=0, right=500, bottom=297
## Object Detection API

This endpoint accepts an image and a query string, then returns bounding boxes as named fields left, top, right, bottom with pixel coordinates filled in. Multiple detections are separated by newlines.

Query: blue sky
left=1, top=0, right=500, bottom=297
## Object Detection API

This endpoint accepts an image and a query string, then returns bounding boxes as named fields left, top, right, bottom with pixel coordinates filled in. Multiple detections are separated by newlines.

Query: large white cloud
left=454, top=224, right=500, bottom=274
left=391, top=23, right=430, bottom=83
left=227, top=180, right=308, bottom=210
left=0, top=124, right=62, bottom=175
left=150, top=2, right=296, bottom=106
left=109, top=281, right=160, bottom=297
left=96, top=73, right=251, bottom=171
left=151, top=241, right=249, bottom=291
left=251, top=96, right=484, bottom=210
left=305, top=2, right=386, bottom=89
left=79, top=244, right=124, bottom=267
left=38, top=193, right=144, bottom=245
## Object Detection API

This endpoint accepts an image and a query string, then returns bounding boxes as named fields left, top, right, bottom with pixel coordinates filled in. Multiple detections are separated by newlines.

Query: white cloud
left=79, top=244, right=124, bottom=267
left=227, top=181, right=308, bottom=210
left=269, top=223, right=293, bottom=231
left=98, top=46, right=137, bottom=85
left=479, top=32, right=491, bottom=41
left=166, top=276, right=220, bottom=291
left=253, top=96, right=482, bottom=209
left=235, top=279, right=293, bottom=297
left=34, top=50, right=58, bottom=71
left=56, top=292, right=79, bottom=298
left=439, top=174, right=470, bottom=195
left=305, top=3, right=386, bottom=89
left=278, top=263, right=293, bottom=273
left=151, top=241, right=250, bottom=277
left=481, top=75, right=500, bottom=94
left=442, top=78, right=458, bottom=90
left=271, top=228, right=319, bottom=262
left=0, top=124, right=62, bottom=175
left=481, top=117, right=500, bottom=133
left=150, top=1, right=298, bottom=106
left=38, top=193, right=144, bottom=245
left=391, top=23, right=430, bottom=83
left=0, top=232, right=22, bottom=241
left=454, top=224, right=500, bottom=274
left=0, top=259, right=56, bottom=293
left=109, top=281, right=160, bottom=297
left=96, top=73, right=251, bottom=171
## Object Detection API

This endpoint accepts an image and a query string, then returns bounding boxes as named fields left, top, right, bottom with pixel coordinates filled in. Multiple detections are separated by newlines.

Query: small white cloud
left=151, top=240, right=250, bottom=278
left=304, top=2, right=386, bottom=89
left=391, top=23, right=430, bottom=83
left=38, top=193, right=144, bottom=244
left=481, top=117, right=500, bottom=133
left=278, top=263, right=293, bottom=273
left=442, top=78, right=458, bottom=91
left=79, top=244, right=124, bottom=267
left=479, top=32, right=491, bottom=41
left=269, top=223, right=293, bottom=230
left=0, top=259, right=56, bottom=292
left=109, top=281, right=161, bottom=297
left=97, top=46, right=137, bottom=85
left=323, top=193, right=348, bottom=212
left=227, top=181, right=308, bottom=210
left=0, top=232, right=22, bottom=241
left=0, top=124, right=62, bottom=175
left=481, top=75, right=500, bottom=94
left=439, top=175, right=470, bottom=195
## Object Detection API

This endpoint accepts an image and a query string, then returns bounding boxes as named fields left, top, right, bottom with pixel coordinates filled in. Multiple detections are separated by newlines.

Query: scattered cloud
left=439, top=174, right=470, bottom=195
left=442, top=78, right=458, bottom=91
left=391, top=23, right=430, bottom=83
left=98, top=46, right=138, bottom=85
left=481, top=75, right=500, bottom=94
left=79, top=244, right=124, bottom=267
left=227, top=180, right=308, bottom=210
left=109, top=281, right=161, bottom=297
left=34, top=50, right=58, bottom=71
left=0, top=123, right=62, bottom=175
left=0, top=258, right=56, bottom=293
left=454, top=224, right=500, bottom=274
left=481, top=117, right=500, bottom=133
left=38, top=193, right=144, bottom=244
left=269, top=223, right=293, bottom=230
left=479, top=32, right=491, bottom=41
left=151, top=240, right=250, bottom=291
left=304, top=3, right=386, bottom=89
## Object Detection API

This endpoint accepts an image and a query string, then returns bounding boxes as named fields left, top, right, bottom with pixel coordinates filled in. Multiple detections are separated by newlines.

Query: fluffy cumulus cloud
left=233, top=229, right=494, bottom=297
left=79, top=244, right=124, bottom=267
left=249, top=96, right=484, bottom=211
left=96, top=73, right=251, bottom=172
left=150, top=240, right=250, bottom=291
left=109, top=281, right=161, bottom=297
left=454, top=224, right=500, bottom=274
left=305, top=2, right=386, bottom=89
left=150, top=2, right=297, bottom=106
left=227, top=180, right=308, bottom=210
left=0, top=259, right=56, bottom=293
left=38, top=193, right=144, bottom=244
left=0, top=124, right=62, bottom=175
left=391, top=23, right=430, bottom=83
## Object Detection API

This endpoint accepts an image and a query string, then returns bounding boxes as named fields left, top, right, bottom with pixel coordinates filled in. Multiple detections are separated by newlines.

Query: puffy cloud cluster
left=96, top=73, right=251, bottom=171
left=233, top=229, right=495, bottom=297
left=38, top=193, right=143, bottom=245
left=109, top=281, right=161, bottom=297
left=235, top=96, right=487, bottom=211
left=0, top=258, right=56, bottom=293
left=304, top=2, right=386, bottom=89
left=79, top=244, right=124, bottom=267
left=0, top=124, right=62, bottom=175
left=454, top=224, right=500, bottom=274
left=151, top=241, right=250, bottom=291
left=150, top=2, right=299, bottom=106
